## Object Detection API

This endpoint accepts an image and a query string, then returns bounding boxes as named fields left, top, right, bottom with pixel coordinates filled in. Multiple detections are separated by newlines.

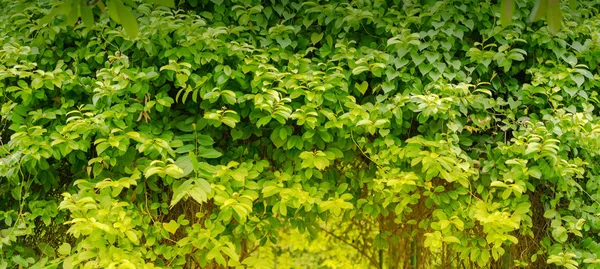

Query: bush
left=1, top=0, right=600, bottom=268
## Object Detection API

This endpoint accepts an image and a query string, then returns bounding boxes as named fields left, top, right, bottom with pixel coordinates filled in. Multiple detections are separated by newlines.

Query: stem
left=322, top=228, right=380, bottom=268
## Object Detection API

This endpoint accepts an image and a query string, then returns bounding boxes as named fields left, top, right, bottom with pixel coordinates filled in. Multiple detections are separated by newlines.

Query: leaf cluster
left=1, top=0, right=600, bottom=268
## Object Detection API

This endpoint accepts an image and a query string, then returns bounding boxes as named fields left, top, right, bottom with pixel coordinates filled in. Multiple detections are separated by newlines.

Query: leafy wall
left=1, top=0, right=600, bottom=268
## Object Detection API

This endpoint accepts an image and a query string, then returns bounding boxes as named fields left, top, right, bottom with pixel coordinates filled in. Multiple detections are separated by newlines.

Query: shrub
left=1, top=0, right=600, bottom=268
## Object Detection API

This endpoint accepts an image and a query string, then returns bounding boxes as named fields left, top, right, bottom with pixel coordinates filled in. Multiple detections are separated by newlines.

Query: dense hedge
left=1, top=0, right=600, bottom=268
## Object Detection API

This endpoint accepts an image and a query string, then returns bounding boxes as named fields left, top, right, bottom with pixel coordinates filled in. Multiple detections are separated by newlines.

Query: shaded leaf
left=146, top=0, right=176, bottom=8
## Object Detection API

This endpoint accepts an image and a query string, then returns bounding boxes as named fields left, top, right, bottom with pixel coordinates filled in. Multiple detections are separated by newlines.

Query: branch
left=321, top=228, right=380, bottom=268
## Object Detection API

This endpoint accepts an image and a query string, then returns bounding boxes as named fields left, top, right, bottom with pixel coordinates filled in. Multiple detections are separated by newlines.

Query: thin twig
left=321, top=228, right=380, bottom=268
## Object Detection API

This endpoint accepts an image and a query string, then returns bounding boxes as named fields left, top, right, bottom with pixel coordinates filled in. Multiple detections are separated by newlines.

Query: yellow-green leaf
left=443, top=235, right=461, bottom=244
left=116, top=1, right=139, bottom=38
left=547, top=0, right=562, bottom=34
left=125, top=230, right=139, bottom=245
left=529, top=0, right=548, bottom=22
left=57, top=243, right=71, bottom=256
left=62, top=257, right=74, bottom=269
left=568, top=0, right=577, bottom=10
left=163, top=220, right=180, bottom=234
left=356, top=81, right=368, bottom=95
left=80, top=2, right=95, bottom=28
left=108, top=0, right=139, bottom=38
left=310, top=32, right=323, bottom=45
left=107, top=0, right=121, bottom=24
left=500, top=0, right=514, bottom=28
left=65, top=0, right=80, bottom=26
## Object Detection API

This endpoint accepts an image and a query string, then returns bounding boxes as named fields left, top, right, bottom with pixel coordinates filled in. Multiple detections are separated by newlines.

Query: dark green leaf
left=145, top=0, right=176, bottom=8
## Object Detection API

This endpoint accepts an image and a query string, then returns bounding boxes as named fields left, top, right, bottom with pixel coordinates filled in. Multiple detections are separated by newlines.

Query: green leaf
left=479, top=250, right=490, bottom=266
left=381, top=81, right=395, bottom=94
left=38, top=4, right=64, bottom=25
left=490, top=181, right=508, bottom=188
left=231, top=129, right=244, bottom=140
left=270, top=130, right=285, bottom=148
left=163, top=220, right=180, bottom=234
left=12, top=256, right=29, bottom=267
left=107, top=0, right=121, bottom=23
left=569, top=0, right=577, bottom=10
left=524, top=143, right=540, bottom=155
left=171, top=180, right=192, bottom=207
left=262, top=186, right=280, bottom=198
left=207, top=247, right=226, bottom=265
left=546, top=0, right=562, bottom=34
left=528, top=167, right=542, bottom=179
left=62, top=257, right=74, bottom=269
left=175, top=155, right=194, bottom=177
left=109, top=0, right=139, bottom=38
left=443, top=236, right=460, bottom=244
left=164, top=164, right=184, bottom=178
left=221, top=244, right=240, bottom=262
left=411, top=51, right=426, bottom=66
left=352, top=66, right=370, bottom=75
left=256, top=116, right=272, bottom=127
left=529, top=0, right=548, bottom=22
left=58, top=243, right=71, bottom=256
left=64, top=0, right=80, bottom=26
left=189, top=179, right=211, bottom=204
left=312, top=157, right=329, bottom=170
left=145, top=0, right=176, bottom=8
left=276, top=36, right=292, bottom=48
left=356, top=81, right=368, bottom=95
left=80, top=2, right=95, bottom=28
left=171, top=178, right=211, bottom=207
left=230, top=169, right=248, bottom=182
left=544, top=209, right=558, bottom=219
left=38, top=242, right=56, bottom=257
left=198, top=147, right=222, bottom=158
left=310, top=32, right=323, bottom=45
left=552, top=226, right=568, bottom=242
left=125, top=230, right=139, bottom=245
left=500, top=0, right=514, bottom=28
left=144, top=166, right=164, bottom=178
left=571, top=74, right=584, bottom=87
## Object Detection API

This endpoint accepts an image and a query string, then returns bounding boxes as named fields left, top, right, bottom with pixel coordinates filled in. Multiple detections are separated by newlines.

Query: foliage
left=1, top=0, right=600, bottom=268
left=40, top=0, right=176, bottom=38
left=501, top=0, right=568, bottom=33
left=255, top=223, right=372, bottom=269
left=42, top=0, right=574, bottom=39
